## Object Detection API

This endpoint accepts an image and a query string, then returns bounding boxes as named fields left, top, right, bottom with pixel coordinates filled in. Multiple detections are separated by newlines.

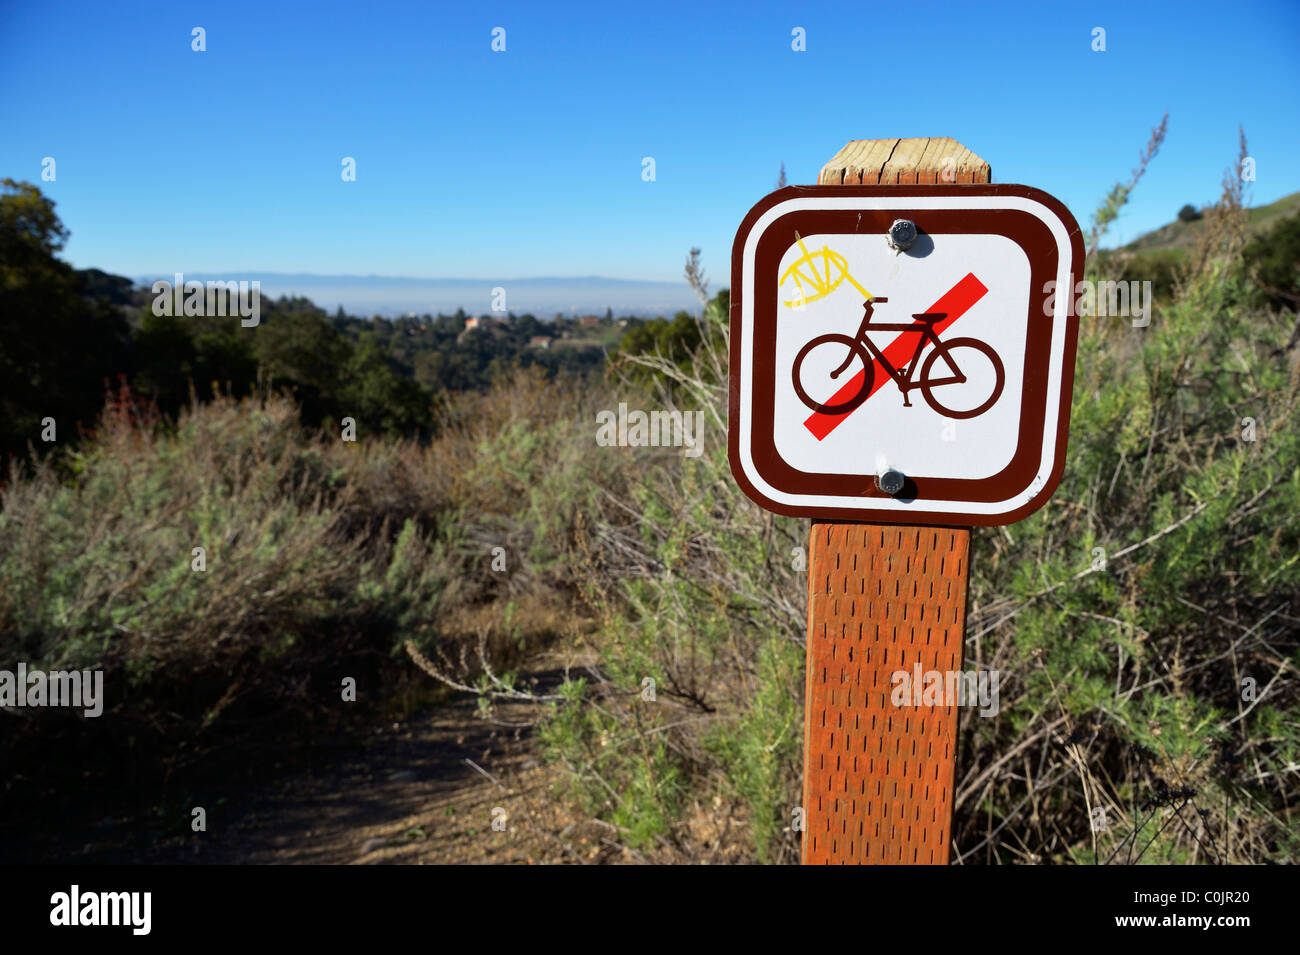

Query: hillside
left=1122, top=189, right=1300, bottom=253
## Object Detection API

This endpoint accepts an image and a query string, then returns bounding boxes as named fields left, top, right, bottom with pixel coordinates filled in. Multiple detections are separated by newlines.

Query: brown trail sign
left=728, top=138, right=1083, bottom=864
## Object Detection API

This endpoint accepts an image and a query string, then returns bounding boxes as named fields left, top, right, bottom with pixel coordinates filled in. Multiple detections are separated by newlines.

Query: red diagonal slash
left=803, top=273, right=989, bottom=440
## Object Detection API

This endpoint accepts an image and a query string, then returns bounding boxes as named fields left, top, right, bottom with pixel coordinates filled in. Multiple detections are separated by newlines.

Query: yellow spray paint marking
left=780, top=237, right=874, bottom=308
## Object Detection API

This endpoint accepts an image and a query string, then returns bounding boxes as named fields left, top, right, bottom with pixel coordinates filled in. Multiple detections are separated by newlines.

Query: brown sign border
left=728, top=184, right=1084, bottom=527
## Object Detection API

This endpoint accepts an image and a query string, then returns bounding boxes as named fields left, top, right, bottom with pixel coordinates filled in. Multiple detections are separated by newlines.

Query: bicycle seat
left=912, top=311, right=948, bottom=325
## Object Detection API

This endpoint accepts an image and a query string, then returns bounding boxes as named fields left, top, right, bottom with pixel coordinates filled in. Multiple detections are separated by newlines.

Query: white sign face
left=728, top=185, right=1083, bottom=526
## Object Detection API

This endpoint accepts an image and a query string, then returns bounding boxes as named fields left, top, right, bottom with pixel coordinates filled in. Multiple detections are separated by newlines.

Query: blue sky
left=2, top=0, right=1296, bottom=284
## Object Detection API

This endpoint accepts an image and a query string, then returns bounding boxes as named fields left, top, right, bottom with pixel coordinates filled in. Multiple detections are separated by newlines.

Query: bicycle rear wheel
left=792, top=334, right=874, bottom=415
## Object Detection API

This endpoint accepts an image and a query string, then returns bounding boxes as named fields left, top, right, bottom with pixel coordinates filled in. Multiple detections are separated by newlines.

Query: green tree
left=251, top=304, right=353, bottom=426
left=1244, top=212, right=1300, bottom=315
left=341, top=340, right=434, bottom=436
left=132, top=311, right=200, bottom=416
left=0, top=179, right=130, bottom=459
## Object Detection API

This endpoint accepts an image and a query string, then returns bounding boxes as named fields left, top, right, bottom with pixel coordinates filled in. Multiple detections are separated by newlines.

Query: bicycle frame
left=831, top=299, right=965, bottom=405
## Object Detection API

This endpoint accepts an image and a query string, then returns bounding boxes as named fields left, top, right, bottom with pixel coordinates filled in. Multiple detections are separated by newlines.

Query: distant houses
left=458, top=313, right=621, bottom=348
left=465, top=313, right=623, bottom=332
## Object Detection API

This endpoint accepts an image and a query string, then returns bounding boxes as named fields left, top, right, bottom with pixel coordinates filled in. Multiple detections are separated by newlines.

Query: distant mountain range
left=133, top=272, right=701, bottom=318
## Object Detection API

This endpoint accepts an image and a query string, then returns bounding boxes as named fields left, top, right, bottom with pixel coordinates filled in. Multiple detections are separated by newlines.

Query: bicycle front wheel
left=919, top=337, right=1005, bottom=419
left=792, top=334, right=874, bottom=415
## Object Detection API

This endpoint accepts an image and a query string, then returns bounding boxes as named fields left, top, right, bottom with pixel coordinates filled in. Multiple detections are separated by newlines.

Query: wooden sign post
left=728, top=138, right=1083, bottom=864
left=804, top=522, right=969, bottom=864
left=805, top=140, right=983, bottom=865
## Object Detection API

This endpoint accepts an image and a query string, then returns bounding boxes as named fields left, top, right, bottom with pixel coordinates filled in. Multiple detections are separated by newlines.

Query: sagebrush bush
left=0, top=369, right=605, bottom=811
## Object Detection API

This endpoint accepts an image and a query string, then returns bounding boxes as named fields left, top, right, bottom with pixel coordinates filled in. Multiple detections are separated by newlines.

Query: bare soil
left=31, top=653, right=636, bottom=865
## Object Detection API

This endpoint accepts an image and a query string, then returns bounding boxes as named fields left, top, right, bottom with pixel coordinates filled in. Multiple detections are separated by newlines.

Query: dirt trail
left=43, top=657, right=628, bottom=865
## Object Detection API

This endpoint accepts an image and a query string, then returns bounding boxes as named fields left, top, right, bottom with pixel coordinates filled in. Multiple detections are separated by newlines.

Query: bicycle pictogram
left=791, top=296, right=1006, bottom=419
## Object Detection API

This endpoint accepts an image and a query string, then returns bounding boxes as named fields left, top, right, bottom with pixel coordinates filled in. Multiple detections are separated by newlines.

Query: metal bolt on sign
left=876, top=467, right=906, bottom=496
left=887, top=218, right=918, bottom=252
left=728, top=137, right=1084, bottom=864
